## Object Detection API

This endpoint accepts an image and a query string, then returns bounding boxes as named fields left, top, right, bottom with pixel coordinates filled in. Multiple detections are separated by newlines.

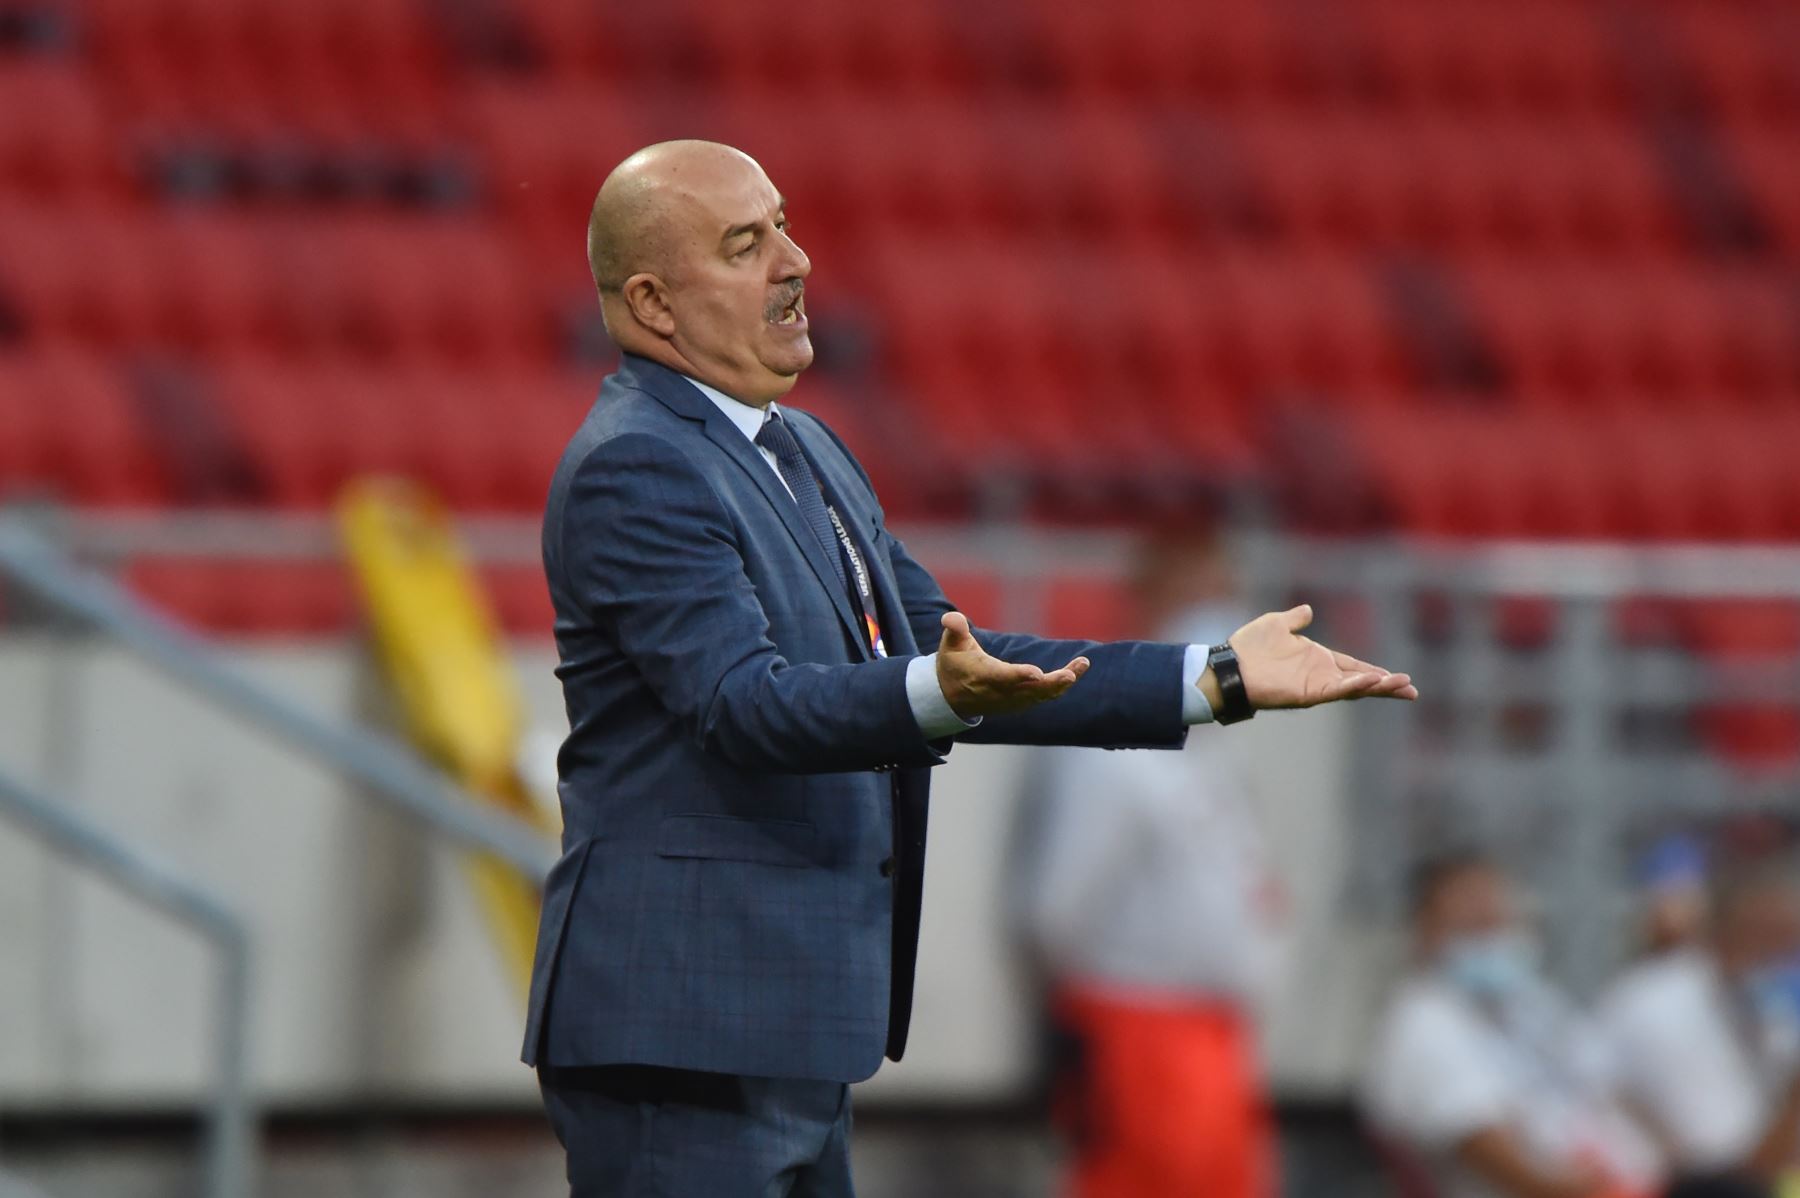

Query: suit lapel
left=702, top=418, right=871, bottom=659
left=619, top=356, right=874, bottom=661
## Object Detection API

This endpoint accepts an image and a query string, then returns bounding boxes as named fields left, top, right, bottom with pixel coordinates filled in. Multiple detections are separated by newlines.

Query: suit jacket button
left=878, top=856, right=897, bottom=878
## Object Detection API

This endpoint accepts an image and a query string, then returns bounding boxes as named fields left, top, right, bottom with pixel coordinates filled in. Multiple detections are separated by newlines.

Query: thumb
left=1282, top=603, right=1314, bottom=633
left=939, top=610, right=978, bottom=652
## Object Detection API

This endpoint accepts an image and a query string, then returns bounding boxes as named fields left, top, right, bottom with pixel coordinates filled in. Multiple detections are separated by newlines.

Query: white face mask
left=1440, top=930, right=1540, bottom=1001
left=1742, top=960, right=1800, bottom=1027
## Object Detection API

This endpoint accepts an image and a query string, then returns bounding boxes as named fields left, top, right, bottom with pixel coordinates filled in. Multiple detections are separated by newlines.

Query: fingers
left=1325, top=672, right=1384, bottom=700
left=1327, top=671, right=1419, bottom=702
left=938, top=610, right=979, bottom=653
left=1329, top=648, right=1382, bottom=674
left=1000, top=660, right=1046, bottom=683
left=1013, top=657, right=1088, bottom=689
left=1283, top=603, right=1314, bottom=633
left=950, top=651, right=1089, bottom=715
left=1322, top=642, right=1416, bottom=699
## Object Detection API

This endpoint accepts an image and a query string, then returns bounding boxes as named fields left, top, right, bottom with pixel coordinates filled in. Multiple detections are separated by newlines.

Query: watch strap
left=1207, top=642, right=1255, bottom=725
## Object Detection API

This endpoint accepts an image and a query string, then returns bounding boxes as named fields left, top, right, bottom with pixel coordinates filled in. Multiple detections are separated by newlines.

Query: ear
left=621, top=273, right=676, bottom=338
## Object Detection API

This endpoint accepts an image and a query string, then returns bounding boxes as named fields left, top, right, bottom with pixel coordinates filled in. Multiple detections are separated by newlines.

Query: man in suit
left=526, top=139, right=1417, bottom=1197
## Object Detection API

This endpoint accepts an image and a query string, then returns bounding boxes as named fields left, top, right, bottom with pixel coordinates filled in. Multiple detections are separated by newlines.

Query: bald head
left=587, top=140, right=759, bottom=294
left=584, top=140, right=814, bottom=406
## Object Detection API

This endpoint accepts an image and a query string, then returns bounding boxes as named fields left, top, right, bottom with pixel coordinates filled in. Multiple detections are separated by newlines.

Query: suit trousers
left=539, top=1064, right=856, bottom=1198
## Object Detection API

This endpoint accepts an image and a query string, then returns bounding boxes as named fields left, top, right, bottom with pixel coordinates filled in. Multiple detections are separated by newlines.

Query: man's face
left=661, top=157, right=812, bottom=405
left=1419, top=865, right=1517, bottom=960
left=1718, top=881, right=1800, bottom=980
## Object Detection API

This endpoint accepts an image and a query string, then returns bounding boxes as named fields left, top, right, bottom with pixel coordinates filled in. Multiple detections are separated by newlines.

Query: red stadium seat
left=695, top=0, right=957, bottom=97
left=0, top=63, right=125, bottom=199
left=126, top=557, right=357, bottom=634
left=1352, top=0, right=1628, bottom=118
left=1239, top=109, right=1680, bottom=256
left=0, top=202, right=164, bottom=353
left=463, top=82, right=660, bottom=254
left=924, top=571, right=1004, bottom=632
left=89, top=0, right=451, bottom=145
left=482, top=564, right=557, bottom=637
left=1199, top=248, right=1407, bottom=398
left=1043, top=577, right=1137, bottom=642
left=207, top=353, right=589, bottom=512
left=0, top=350, right=166, bottom=506
left=1662, top=2, right=1799, bottom=129
left=1713, top=118, right=1800, bottom=260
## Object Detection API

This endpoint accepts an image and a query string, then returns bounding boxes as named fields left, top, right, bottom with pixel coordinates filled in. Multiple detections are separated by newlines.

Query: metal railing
left=0, top=515, right=560, bottom=1196
left=0, top=768, right=253, bottom=1198
left=1244, top=534, right=1800, bottom=998
left=0, top=519, right=555, bottom=882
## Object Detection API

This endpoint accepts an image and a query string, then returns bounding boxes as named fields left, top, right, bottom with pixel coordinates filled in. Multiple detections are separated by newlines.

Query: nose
left=775, top=228, right=810, bottom=282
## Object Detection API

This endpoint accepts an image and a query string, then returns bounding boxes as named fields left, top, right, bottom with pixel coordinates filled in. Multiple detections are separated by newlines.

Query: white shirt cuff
left=1182, top=643, right=1217, bottom=725
left=906, top=652, right=981, bottom=739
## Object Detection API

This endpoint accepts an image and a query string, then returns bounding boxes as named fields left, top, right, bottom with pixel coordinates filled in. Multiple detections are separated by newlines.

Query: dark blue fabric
left=539, top=1065, right=854, bottom=1198
left=524, top=354, right=1191, bottom=1085
left=755, top=413, right=848, bottom=594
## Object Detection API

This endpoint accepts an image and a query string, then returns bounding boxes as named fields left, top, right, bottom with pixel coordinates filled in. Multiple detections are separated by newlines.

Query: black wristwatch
left=1207, top=642, right=1255, bottom=725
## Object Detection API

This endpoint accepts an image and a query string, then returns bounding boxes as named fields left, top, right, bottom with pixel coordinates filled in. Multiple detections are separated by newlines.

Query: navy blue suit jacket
left=523, top=355, right=1189, bottom=1083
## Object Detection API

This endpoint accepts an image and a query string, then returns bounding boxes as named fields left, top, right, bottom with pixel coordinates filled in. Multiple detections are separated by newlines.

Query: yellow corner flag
left=337, top=477, right=554, bottom=1001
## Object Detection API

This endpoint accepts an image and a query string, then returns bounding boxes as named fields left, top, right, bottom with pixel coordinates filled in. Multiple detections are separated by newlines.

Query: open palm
left=1230, top=605, right=1418, bottom=710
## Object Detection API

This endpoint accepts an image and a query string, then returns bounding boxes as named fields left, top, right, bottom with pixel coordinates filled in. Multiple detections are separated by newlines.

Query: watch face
left=1207, top=644, right=1253, bottom=723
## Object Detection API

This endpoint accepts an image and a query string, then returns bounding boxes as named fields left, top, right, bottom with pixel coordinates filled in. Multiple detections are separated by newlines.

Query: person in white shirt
left=1014, top=532, right=1285, bottom=1198
left=1361, top=854, right=1663, bottom=1198
left=1601, top=857, right=1800, bottom=1190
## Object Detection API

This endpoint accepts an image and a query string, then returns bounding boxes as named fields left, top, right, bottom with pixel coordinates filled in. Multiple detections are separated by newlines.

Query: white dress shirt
left=1361, top=974, right=1663, bottom=1198
left=1017, top=607, right=1281, bottom=1002
left=1600, top=949, right=1800, bottom=1172
left=687, top=376, right=1216, bottom=738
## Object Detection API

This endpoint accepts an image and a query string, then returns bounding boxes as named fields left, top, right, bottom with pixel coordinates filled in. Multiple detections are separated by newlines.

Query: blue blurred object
left=1637, top=834, right=1707, bottom=893
left=1743, top=958, right=1800, bottom=1027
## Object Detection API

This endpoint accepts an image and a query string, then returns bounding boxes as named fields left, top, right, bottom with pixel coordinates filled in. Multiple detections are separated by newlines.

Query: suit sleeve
left=878, top=523, right=1189, bottom=750
left=554, top=432, right=946, bottom=774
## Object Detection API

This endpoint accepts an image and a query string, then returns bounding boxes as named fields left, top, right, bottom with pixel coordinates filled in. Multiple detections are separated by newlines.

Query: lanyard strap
left=825, top=503, right=886, bottom=658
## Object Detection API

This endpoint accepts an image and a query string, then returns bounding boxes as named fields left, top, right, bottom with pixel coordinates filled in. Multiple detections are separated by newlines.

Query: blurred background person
left=1601, top=855, right=1800, bottom=1194
left=1013, top=527, right=1286, bottom=1198
left=1361, top=853, right=1662, bottom=1198
left=1630, top=836, right=1713, bottom=961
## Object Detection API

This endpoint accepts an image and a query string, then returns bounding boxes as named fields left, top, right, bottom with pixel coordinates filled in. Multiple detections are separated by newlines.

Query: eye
left=733, top=241, right=756, bottom=259
left=775, top=217, right=790, bottom=233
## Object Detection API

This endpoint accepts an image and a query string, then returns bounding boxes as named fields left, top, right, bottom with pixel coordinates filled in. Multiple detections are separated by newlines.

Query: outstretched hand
left=936, top=612, right=1089, bottom=720
left=1223, top=604, right=1418, bottom=710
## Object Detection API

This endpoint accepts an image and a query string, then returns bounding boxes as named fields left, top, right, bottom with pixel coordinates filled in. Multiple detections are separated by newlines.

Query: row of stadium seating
left=2, top=0, right=1798, bottom=539
left=1344, top=407, right=1800, bottom=542
left=8, top=343, right=1796, bottom=546
left=42, top=0, right=1800, bottom=126
left=5, top=0, right=1791, bottom=771
left=9, top=64, right=1797, bottom=268
left=6, top=201, right=1798, bottom=426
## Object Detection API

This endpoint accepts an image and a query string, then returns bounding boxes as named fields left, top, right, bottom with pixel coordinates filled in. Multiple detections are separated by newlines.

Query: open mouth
left=772, top=295, right=806, bottom=326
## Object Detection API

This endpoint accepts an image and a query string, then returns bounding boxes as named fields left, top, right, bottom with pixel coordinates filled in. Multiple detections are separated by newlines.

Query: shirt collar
left=685, top=375, right=777, bottom=444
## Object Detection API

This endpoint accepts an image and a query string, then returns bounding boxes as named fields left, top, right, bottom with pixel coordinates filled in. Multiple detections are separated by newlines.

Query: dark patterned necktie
left=755, top=411, right=850, bottom=593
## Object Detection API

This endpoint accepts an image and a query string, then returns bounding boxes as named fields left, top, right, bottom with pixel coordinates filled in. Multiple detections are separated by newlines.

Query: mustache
left=764, top=284, right=804, bottom=320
